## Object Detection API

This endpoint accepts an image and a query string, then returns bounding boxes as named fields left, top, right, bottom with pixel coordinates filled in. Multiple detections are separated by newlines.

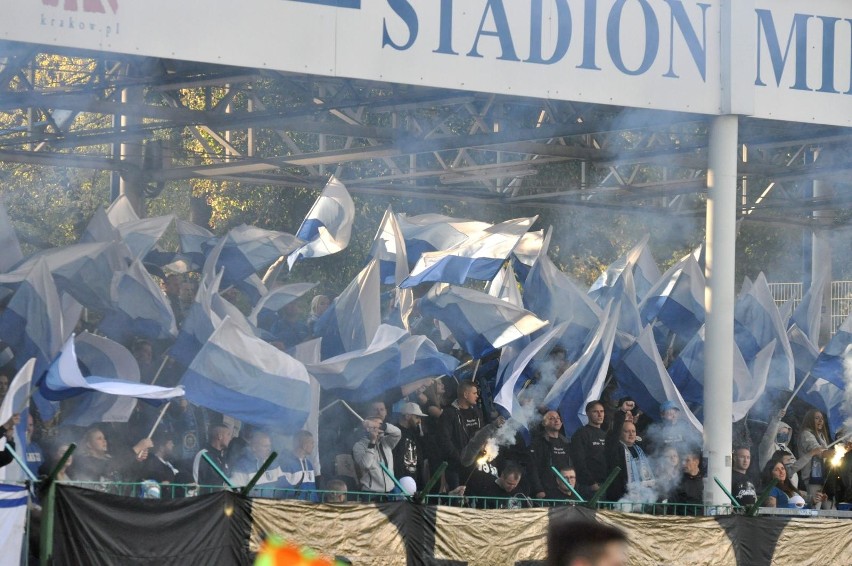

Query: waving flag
left=287, top=176, right=355, bottom=269
left=0, top=258, right=63, bottom=376
left=63, top=332, right=143, bottom=427
left=81, top=207, right=118, bottom=244
left=790, top=269, right=828, bottom=348
left=494, top=322, right=568, bottom=418
left=169, top=272, right=222, bottom=367
left=313, top=259, right=381, bottom=359
left=181, top=317, right=312, bottom=430
left=176, top=219, right=215, bottom=271
left=810, top=311, right=852, bottom=390
left=733, top=273, right=795, bottom=391
left=0, top=203, right=23, bottom=273
left=633, top=239, right=662, bottom=302
left=509, top=229, right=543, bottom=282
left=523, top=228, right=601, bottom=360
left=639, top=253, right=704, bottom=339
left=732, top=341, right=773, bottom=422
left=613, top=324, right=703, bottom=434
left=113, top=215, right=174, bottom=260
left=399, top=334, right=459, bottom=383
left=487, top=263, right=523, bottom=307
left=42, top=336, right=183, bottom=402
left=306, top=324, right=406, bottom=402
left=369, top=206, right=409, bottom=285
left=418, top=283, right=547, bottom=359
left=543, top=305, right=619, bottom=436
left=0, top=359, right=35, bottom=428
left=802, top=376, right=846, bottom=435
left=249, top=282, right=318, bottom=329
left=98, top=259, right=178, bottom=343
left=787, top=324, right=819, bottom=384
left=397, top=213, right=490, bottom=267
left=402, top=216, right=537, bottom=288
left=106, top=194, right=139, bottom=225
left=0, top=241, right=131, bottom=312
left=588, top=235, right=650, bottom=304
left=207, top=225, right=303, bottom=284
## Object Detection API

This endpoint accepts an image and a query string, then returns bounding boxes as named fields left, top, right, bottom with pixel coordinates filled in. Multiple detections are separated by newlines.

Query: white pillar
left=811, top=171, right=833, bottom=345
left=703, top=114, right=738, bottom=507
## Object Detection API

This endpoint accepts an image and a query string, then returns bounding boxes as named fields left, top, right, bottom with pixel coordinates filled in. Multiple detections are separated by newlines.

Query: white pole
left=703, top=114, right=738, bottom=507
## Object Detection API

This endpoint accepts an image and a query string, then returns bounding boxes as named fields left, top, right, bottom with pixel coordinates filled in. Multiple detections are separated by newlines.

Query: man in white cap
left=393, top=402, right=426, bottom=486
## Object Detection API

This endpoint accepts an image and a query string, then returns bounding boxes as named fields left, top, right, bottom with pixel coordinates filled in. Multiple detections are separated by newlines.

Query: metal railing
left=767, top=280, right=852, bottom=335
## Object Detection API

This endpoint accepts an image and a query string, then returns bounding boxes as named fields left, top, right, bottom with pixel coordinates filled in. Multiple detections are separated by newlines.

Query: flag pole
left=148, top=355, right=171, bottom=385
left=146, top=401, right=172, bottom=439
left=340, top=400, right=364, bottom=422
left=782, top=372, right=812, bottom=412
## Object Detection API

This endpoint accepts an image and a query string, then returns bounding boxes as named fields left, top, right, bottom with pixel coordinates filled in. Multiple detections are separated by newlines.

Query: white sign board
left=2, top=0, right=850, bottom=127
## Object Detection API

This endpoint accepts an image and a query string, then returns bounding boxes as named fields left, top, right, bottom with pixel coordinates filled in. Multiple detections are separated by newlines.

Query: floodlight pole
left=703, top=113, right=738, bottom=507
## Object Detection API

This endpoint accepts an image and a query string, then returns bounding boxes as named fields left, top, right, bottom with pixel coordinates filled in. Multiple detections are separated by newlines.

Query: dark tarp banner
left=53, top=485, right=252, bottom=566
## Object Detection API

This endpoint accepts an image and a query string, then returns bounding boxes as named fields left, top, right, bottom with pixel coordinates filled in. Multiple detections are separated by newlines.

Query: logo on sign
left=42, top=0, right=119, bottom=14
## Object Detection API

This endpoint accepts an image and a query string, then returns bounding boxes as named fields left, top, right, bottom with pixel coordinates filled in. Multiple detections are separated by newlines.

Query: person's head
left=179, top=280, right=196, bottom=304
left=368, top=400, right=388, bottom=422
left=153, top=431, right=175, bottom=458
left=733, top=447, right=751, bottom=474
left=617, top=397, right=635, bottom=414
left=585, top=401, right=605, bottom=428
left=802, top=409, right=827, bottom=436
left=776, top=422, right=792, bottom=445
left=311, top=295, right=331, bottom=317
left=249, top=431, right=273, bottom=461
left=323, top=479, right=348, bottom=503
left=54, top=443, right=73, bottom=472
left=762, top=457, right=787, bottom=485
left=281, top=301, right=301, bottom=320
left=132, top=339, right=153, bottom=366
left=26, top=413, right=34, bottom=442
left=163, top=274, right=182, bottom=297
left=734, top=446, right=751, bottom=474
left=399, top=402, right=426, bottom=428
left=209, top=424, right=233, bottom=450
left=497, top=463, right=523, bottom=493
left=661, top=445, right=680, bottom=471
left=542, top=411, right=563, bottom=436
left=557, top=467, right=577, bottom=494
left=294, top=430, right=314, bottom=457
left=547, top=520, right=628, bottom=566
left=682, top=450, right=701, bottom=476
left=457, top=380, right=479, bottom=408
left=660, top=400, right=680, bottom=424
left=83, top=427, right=108, bottom=457
left=619, top=421, right=637, bottom=447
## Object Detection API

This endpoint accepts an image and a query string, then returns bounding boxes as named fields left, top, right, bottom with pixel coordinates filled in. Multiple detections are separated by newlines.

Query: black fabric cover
left=53, top=485, right=251, bottom=566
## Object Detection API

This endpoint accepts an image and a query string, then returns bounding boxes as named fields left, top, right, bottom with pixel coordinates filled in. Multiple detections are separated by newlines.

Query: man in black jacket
left=530, top=410, right=572, bottom=499
left=570, top=400, right=608, bottom=497
left=393, top=402, right=426, bottom=486
left=438, top=380, right=483, bottom=489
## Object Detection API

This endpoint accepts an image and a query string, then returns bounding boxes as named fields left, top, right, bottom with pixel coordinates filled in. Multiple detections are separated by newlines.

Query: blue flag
left=288, top=176, right=355, bottom=269
left=810, top=311, right=852, bottom=390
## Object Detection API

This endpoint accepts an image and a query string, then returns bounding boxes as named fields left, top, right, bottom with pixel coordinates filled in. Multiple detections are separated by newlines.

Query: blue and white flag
left=0, top=359, right=35, bottom=427
left=249, top=282, right=318, bottom=329
left=732, top=341, right=773, bottom=422
left=369, top=206, right=409, bottom=285
left=63, top=332, right=143, bottom=427
left=115, top=215, right=174, bottom=260
left=494, top=322, right=568, bottom=418
left=810, top=311, right=852, bottom=390
left=397, top=213, right=490, bottom=267
left=399, top=334, right=460, bottom=384
left=543, top=305, right=619, bottom=436
left=313, top=259, right=381, bottom=359
left=98, top=259, right=178, bottom=343
left=176, top=219, right=215, bottom=271
left=0, top=203, right=23, bottom=273
left=639, top=253, right=704, bottom=339
left=0, top=258, right=63, bottom=377
left=588, top=235, right=651, bottom=304
left=418, top=283, right=548, bottom=359
left=287, top=338, right=323, bottom=475
left=667, top=327, right=706, bottom=407
left=169, top=272, right=222, bottom=367
left=633, top=239, right=662, bottom=303
left=787, top=324, right=819, bottom=384
left=790, top=269, right=828, bottom=348
left=0, top=484, right=27, bottom=562
left=523, top=228, right=601, bottom=360
left=306, top=324, right=406, bottom=402
left=181, top=316, right=312, bottom=431
left=0, top=241, right=132, bottom=312
left=509, top=229, right=543, bottom=282
left=106, top=194, right=139, bottom=225
left=81, top=206, right=119, bottom=244
left=613, top=324, right=703, bottom=434
left=207, top=224, right=303, bottom=284
left=733, top=273, right=795, bottom=391
left=42, top=336, right=183, bottom=402
left=287, top=176, right=354, bottom=269
left=402, top=216, right=537, bottom=288
left=487, top=263, right=523, bottom=308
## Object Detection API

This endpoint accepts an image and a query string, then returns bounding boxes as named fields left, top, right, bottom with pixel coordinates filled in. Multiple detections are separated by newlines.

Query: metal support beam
left=703, top=114, right=738, bottom=507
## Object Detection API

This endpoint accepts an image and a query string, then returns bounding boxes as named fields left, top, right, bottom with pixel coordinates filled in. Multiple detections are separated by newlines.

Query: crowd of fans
left=0, top=273, right=850, bottom=515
